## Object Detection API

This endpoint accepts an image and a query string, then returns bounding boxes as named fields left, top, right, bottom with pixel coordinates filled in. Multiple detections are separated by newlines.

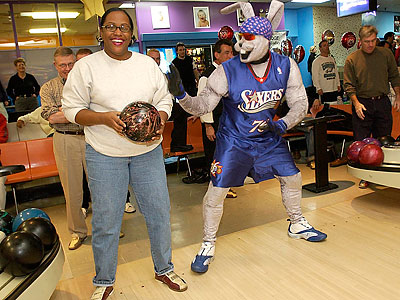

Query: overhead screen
left=337, top=0, right=377, bottom=18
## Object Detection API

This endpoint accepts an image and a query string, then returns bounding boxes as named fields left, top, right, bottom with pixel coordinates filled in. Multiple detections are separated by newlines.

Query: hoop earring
left=96, top=36, right=103, bottom=43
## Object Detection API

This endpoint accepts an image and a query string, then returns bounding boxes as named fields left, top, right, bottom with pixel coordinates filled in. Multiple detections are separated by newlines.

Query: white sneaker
left=91, top=286, right=113, bottom=300
left=68, top=233, right=86, bottom=250
left=124, top=202, right=136, bottom=213
left=288, top=217, right=327, bottom=242
left=191, top=241, right=215, bottom=273
left=81, top=208, right=87, bottom=219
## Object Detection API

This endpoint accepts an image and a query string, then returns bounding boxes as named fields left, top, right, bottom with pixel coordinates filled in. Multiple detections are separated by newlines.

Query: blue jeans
left=86, top=144, right=173, bottom=286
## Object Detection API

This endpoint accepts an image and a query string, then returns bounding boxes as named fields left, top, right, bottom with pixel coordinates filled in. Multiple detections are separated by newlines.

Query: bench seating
left=26, top=138, right=58, bottom=180
left=0, top=137, right=57, bottom=212
left=0, top=141, right=31, bottom=185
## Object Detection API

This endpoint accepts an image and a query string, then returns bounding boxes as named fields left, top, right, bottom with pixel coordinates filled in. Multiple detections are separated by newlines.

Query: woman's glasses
left=102, top=24, right=131, bottom=33
left=238, top=32, right=256, bottom=41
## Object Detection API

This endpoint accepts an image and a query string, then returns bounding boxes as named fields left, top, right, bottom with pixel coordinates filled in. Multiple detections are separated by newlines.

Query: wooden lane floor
left=36, top=163, right=400, bottom=299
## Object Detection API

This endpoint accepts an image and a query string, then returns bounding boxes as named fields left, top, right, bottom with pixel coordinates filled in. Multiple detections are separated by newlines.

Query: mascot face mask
left=221, top=1, right=284, bottom=64
left=235, top=16, right=273, bottom=63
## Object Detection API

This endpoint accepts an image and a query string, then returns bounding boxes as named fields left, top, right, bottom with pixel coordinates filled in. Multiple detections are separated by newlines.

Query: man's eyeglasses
left=57, top=62, right=74, bottom=69
left=238, top=32, right=256, bottom=41
left=102, top=24, right=131, bottom=33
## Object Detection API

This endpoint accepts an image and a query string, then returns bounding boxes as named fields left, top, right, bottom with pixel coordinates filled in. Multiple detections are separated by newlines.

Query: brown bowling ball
left=119, top=101, right=161, bottom=142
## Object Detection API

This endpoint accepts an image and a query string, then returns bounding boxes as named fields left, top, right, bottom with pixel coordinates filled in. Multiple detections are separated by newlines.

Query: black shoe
left=292, top=150, right=301, bottom=160
left=182, top=175, right=198, bottom=184
left=171, top=145, right=194, bottom=152
left=195, top=173, right=210, bottom=183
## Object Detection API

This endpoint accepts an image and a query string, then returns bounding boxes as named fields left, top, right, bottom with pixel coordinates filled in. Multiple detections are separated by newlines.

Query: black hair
left=214, top=39, right=233, bottom=54
left=319, top=40, right=328, bottom=48
left=100, top=7, right=133, bottom=29
left=384, top=31, right=394, bottom=40
left=176, top=42, right=185, bottom=51
left=100, top=8, right=135, bottom=46
left=378, top=40, right=388, bottom=47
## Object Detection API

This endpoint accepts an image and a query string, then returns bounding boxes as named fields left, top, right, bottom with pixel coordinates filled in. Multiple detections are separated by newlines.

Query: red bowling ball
left=347, top=141, right=366, bottom=163
left=358, top=144, right=384, bottom=166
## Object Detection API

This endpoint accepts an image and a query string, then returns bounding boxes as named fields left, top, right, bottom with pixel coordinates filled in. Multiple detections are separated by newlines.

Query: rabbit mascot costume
left=168, top=0, right=327, bottom=274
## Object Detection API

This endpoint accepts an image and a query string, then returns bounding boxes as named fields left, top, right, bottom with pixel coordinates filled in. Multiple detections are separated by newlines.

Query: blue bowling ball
left=12, top=208, right=50, bottom=232
left=0, top=210, right=14, bottom=235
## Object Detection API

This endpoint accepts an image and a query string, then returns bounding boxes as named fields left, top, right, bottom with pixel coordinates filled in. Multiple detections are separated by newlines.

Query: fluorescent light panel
left=29, top=28, right=67, bottom=34
left=291, top=0, right=330, bottom=3
left=21, top=12, right=79, bottom=19
left=119, top=3, right=135, bottom=9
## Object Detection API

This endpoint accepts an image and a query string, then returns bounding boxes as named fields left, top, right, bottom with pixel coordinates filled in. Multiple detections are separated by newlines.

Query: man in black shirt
left=6, top=58, right=40, bottom=112
left=172, top=43, right=199, bottom=96
left=169, top=43, right=200, bottom=152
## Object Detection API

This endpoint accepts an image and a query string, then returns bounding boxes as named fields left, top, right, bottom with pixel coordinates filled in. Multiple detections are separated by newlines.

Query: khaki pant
left=53, top=132, right=87, bottom=238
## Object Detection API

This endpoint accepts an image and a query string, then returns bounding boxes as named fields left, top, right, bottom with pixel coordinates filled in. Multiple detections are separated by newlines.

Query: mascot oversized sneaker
left=191, top=241, right=215, bottom=273
left=287, top=217, right=327, bottom=242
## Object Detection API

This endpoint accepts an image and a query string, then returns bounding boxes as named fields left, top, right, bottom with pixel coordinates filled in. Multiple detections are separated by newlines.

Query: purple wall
left=136, top=2, right=285, bottom=39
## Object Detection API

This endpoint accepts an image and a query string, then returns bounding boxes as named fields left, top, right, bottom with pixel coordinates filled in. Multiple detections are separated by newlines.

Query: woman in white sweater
left=62, top=8, right=187, bottom=300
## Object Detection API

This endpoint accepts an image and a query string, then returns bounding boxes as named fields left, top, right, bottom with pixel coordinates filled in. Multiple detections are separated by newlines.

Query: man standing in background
left=344, top=25, right=400, bottom=189
left=76, top=48, right=93, bottom=61
left=312, top=40, right=341, bottom=105
left=183, top=39, right=236, bottom=199
left=41, top=46, right=88, bottom=250
left=169, top=43, right=200, bottom=152
left=147, top=48, right=161, bottom=66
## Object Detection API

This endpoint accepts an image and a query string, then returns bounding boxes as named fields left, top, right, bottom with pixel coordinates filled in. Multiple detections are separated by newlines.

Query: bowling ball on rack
left=0, top=210, right=14, bottom=235
left=362, top=137, right=381, bottom=147
left=12, top=208, right=50, bottom=232
left=395, top=135, right=400, bottom=146
left=119, top=101, right=161, bottom=143
left=17, top=217, right=58, bottom=252
left=377, top=135, right=395, bottom=146
left=0, top=231, right=44, bottom=276
left=358, top=144, right=384, bottom=166
left=347, top=141, right=366, bottom=163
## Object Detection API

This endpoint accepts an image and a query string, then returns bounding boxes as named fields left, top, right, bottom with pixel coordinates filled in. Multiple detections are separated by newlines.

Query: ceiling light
left=21, top=12, right=79, bottom=19
left=29, top=28, right=67, bottom=34
left=119, top=3, right=135, bottom=9
left=0, top=40, right=55, bottom=47
left=291, top=0, right=330, bottom=3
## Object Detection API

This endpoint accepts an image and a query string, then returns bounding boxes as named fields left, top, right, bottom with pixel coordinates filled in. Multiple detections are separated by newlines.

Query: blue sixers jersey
left=220, top=52, right=290, bottom=141
left=211, top=52, right=299, bottom=188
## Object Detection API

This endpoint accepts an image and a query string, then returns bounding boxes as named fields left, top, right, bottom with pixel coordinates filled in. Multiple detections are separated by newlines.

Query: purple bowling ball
left=362, top=137, right=381, bottom=147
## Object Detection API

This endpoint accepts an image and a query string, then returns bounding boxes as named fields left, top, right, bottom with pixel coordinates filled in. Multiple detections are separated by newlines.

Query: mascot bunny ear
left=220, top=2, right=255, bottom=19
left=267, top=0, right=284, bottom=31
left=221, top=1, right=284, bottom=32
